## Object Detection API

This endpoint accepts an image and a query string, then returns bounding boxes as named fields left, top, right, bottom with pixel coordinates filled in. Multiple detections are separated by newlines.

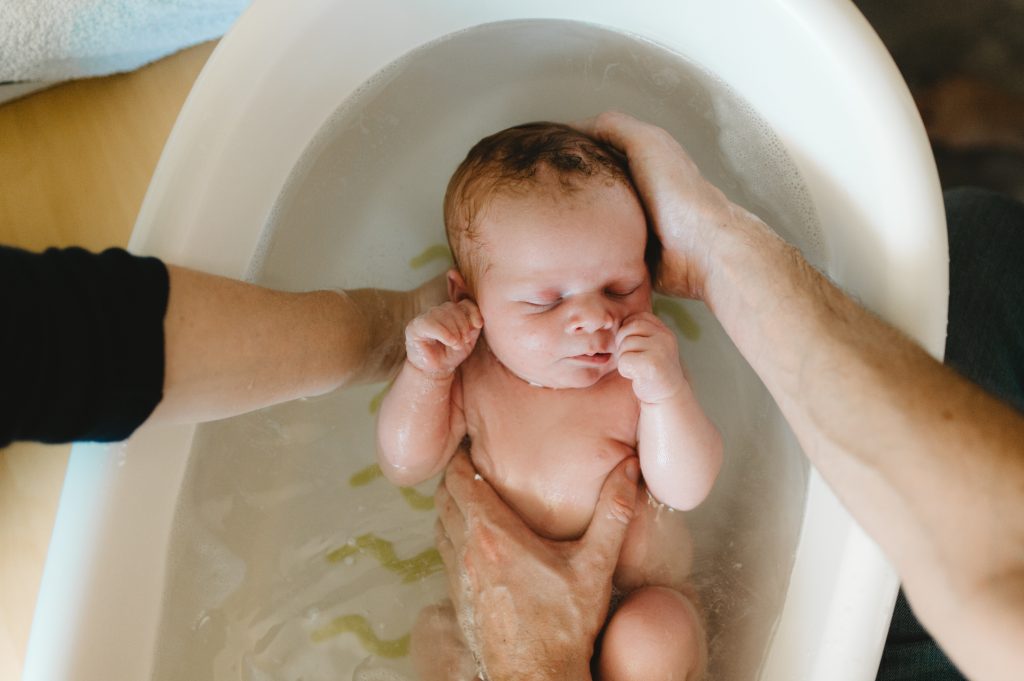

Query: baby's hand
left=405, top=300, right=483, bottom=379
left=615, top=312, right=686, bottom=404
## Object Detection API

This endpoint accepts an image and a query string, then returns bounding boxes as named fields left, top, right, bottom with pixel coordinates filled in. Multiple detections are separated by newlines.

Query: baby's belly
left=470, top=435, right=636, bottom=541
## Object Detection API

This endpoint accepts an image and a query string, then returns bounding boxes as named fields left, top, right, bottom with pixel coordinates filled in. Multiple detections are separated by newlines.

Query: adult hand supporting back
left=435, top=449, right=639, bottom=681
left=580, top=111, right=1024, bottom=681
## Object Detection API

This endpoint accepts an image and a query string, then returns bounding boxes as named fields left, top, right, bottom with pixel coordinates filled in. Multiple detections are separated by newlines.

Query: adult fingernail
left=625, top=459, right=639, bottom=482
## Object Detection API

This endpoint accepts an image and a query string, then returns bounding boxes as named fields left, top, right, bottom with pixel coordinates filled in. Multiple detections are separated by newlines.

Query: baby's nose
left=566, top=296, right=615, bottom=334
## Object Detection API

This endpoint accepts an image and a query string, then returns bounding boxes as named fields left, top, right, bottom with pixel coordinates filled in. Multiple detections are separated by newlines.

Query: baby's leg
left=597, top=586, right=707, bottom=681
left=410, top=600, right=480, bottom=681
left=615, top=484, right=695, bottom=593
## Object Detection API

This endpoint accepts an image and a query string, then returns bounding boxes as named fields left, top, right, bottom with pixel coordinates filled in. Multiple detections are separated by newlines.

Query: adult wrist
left=654, top=200, right=775, bottom=302
left=333, top=286, right=432, bottom=386
left=700, top=208, right=793, bottom=313
left=326, top=288, right=394, bottom=386
left=479, top=628, right=594, bottom=681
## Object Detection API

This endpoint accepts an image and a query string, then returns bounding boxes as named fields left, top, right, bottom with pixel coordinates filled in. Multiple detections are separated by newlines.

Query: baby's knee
left=598, top=586, right=707, bottom=681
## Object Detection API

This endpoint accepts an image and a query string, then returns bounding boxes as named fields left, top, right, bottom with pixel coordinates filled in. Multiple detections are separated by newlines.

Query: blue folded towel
left=0, top=0, right=251, bottom=82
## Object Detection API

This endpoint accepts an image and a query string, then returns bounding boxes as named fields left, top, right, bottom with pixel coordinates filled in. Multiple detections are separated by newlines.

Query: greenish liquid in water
left=311, top=613, right=411, bottom=657
left=327, top=533, right=444, bottom=583
left=653, top=297, right=701, bottom=341
left=409, top=243, right=452, bottom=269
left=349, top=463, right=435, bottom=510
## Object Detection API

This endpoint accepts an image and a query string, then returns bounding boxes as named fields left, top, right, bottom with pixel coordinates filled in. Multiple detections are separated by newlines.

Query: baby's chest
left=461, top=364, right=639, bottom=538
left=472, top=390, right=636, bottom=464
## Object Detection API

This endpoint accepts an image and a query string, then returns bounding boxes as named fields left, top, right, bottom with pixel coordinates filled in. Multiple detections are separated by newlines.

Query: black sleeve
left=0, top=245, right=169, bottom=447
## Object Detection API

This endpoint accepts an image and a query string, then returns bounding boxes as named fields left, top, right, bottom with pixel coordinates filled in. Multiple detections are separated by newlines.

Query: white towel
left=0, top=0, right=251, bottom=82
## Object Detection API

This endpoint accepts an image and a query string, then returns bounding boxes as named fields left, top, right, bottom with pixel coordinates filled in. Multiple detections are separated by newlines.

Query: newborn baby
left=377, top=122, right=723, bottom=681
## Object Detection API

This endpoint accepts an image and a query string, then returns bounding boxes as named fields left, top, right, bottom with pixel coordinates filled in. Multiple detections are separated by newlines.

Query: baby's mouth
left=569, top=351, right=613, bottom=365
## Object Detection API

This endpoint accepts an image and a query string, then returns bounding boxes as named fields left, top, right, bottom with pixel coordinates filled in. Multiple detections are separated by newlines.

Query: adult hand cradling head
left=576, top=111, right=768, bottom=301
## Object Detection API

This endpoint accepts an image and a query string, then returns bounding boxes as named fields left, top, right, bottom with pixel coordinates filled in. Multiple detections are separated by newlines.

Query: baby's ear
left=447, top=268, right=473, bottom=303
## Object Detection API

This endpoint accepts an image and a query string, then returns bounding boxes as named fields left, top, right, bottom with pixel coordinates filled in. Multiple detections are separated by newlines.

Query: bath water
left=152, top=19, right=819, bottom=681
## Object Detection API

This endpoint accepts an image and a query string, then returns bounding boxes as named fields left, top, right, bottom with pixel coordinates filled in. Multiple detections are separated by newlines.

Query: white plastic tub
left=25, top=1, right=946, bottom=680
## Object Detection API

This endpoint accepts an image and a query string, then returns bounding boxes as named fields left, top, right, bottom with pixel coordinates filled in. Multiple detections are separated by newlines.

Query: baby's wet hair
left=444, top=121, right=640, bottom=288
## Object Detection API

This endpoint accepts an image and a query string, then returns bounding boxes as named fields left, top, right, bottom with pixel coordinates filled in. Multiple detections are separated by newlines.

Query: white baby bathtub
left=25, top=1, right=946, bottom=680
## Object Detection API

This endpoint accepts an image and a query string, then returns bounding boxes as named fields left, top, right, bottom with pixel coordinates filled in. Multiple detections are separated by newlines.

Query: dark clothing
left=944, top=188, right=1024, bottom=413
left=876, top=187, right=1024, bottom=681
left=0, top=245, right=168, bottom=448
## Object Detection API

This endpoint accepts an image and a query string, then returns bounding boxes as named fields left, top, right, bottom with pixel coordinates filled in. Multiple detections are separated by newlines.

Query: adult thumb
left=581, top=457, right=640, bottom=569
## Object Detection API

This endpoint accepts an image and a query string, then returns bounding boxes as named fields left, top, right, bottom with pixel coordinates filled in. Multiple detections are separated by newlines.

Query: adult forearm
left=151, top=266, right=430, bottom=424
left=705, top=213, right=1024, bottom=678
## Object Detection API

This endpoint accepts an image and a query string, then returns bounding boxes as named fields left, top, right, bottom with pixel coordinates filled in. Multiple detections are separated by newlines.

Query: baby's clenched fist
left=615, top=312, right=687, bottom=404
left=405, top=300, right=483, bottom=379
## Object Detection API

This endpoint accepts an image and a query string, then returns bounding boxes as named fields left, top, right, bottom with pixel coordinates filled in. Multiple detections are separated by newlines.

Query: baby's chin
left=512, top=362, right=617, bottom=390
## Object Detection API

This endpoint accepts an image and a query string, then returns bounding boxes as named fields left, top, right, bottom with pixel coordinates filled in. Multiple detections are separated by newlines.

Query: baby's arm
left=617, top=312, right=723, bottom=510
left=376, top=300, right=483, bottom=487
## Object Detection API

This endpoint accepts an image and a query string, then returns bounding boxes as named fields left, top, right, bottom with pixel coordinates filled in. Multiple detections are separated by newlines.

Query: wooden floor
left=0, top=40, right=217, bottom=678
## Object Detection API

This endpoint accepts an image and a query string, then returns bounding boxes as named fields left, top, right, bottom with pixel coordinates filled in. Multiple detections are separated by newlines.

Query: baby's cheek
left=497, top=315, right=550, bottom=351
left=630, top=293, right=654, bottom=317
left=485, top=320, right=540, bottom=360
left=517, top=329, right=551, bottom=353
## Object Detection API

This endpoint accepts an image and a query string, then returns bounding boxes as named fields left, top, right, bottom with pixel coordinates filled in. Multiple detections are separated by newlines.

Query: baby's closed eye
left=521, top=297, right=561, bottom=309
left=606, top=284, right=642, bottom=298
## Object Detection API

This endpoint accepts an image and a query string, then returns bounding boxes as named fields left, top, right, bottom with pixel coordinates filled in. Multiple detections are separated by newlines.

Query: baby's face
left=471, top=178, right=652, bottom=389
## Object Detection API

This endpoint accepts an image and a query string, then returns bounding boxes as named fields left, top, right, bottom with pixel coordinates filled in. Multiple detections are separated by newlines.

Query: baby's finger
left=615, top=324, right=654, bottom=350
left=616, top=350, right=642, bottom=380
left=455, top=305, right=479, bottom=342
left=413, top=317, right=466, bottom=352
left=445, top=303, right=478, bottom=345
left=454, top=303, right=483, bottom=343
left=412, top=314, right=462, bottom=348
left=449, top=306, right=482, bottom=347
left=457, top=299, right=484, bottom=329
left=610, top=317, right=651, bottom=342
left=616, top=334, right=653, bottom=357
left=622, top=310, right=660, bottom=324
left=435, top=305, right=466, bottom=343
left=622, top=311, right=664, bottom=331
left=616, top=315, right=669, bottom=346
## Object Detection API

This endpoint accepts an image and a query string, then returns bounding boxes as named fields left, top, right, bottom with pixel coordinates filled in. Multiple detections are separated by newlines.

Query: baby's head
left=444, top=122, right=654, bottom=389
